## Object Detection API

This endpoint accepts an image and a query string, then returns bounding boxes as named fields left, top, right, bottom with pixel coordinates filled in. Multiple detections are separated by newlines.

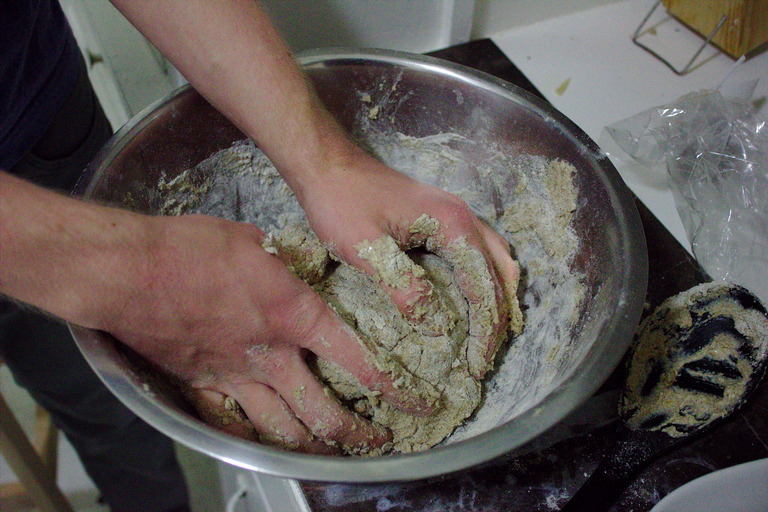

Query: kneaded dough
left=153, top=137, right=533, bottom=455
left=265, top=217, right=523, bottom=454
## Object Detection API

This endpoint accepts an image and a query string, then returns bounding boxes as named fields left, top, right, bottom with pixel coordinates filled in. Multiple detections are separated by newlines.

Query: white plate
left=651, top=458, right=768, bottom=512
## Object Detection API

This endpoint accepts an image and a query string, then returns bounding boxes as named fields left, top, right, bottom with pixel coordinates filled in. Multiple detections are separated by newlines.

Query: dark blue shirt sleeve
left=0, top=0, right=81, bottom=170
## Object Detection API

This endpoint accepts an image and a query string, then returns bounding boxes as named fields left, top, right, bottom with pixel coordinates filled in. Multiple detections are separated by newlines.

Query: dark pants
left=1, top=57, right=190, bottom=512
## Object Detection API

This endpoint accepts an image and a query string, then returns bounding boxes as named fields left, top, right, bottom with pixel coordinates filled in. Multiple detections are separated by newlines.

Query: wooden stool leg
left=0, top=393, right=74, bottom=512
left=33, top=402, right=60, bottom=483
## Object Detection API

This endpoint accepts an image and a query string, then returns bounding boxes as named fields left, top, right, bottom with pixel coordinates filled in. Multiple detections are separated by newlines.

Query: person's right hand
left=92, top=214, right=439, bottom=454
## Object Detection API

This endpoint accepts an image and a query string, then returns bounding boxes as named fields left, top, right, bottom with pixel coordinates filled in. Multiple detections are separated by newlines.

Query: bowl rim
left=71, top=47, right=648, bottom=483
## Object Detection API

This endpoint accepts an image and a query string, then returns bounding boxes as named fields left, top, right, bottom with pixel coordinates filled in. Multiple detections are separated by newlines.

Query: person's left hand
left=293, top=149, right=521, bottom=378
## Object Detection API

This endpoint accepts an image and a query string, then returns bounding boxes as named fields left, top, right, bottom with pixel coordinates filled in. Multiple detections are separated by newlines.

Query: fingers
left=466, top=222, right=524, bottom=376
left=479, top=223, right=523, bottom=335
left=444, top=235, right=505, bottom=378
left=330, top=211, right=521, bottom=380
left=305, top=308, right=441, bottom=416
left=187, top=388, right=261, bottom=441
left=189, top=387, right=338, bottom=454
left=433, top=217, right=522, bottom=379
left=190, top=353, right=394, bottom=455
left=346, top=234, right=447, bottom=334
left=260, top=353, right=394, bottom=455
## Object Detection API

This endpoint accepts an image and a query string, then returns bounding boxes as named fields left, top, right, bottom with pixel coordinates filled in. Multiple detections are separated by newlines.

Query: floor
left=0, top=365, right=227, bottom=512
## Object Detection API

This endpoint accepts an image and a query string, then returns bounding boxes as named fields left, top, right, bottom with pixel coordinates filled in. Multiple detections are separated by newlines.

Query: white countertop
left=491, top=0, right=768, bottom=253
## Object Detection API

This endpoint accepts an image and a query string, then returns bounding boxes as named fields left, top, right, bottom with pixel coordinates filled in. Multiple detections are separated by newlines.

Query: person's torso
left=0, top=0, right=80, bottom=170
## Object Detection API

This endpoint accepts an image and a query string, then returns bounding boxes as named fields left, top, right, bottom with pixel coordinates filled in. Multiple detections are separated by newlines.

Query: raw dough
left=153, top=131, right=584, bottom=455
left=263, top=216, right=522, bottom=453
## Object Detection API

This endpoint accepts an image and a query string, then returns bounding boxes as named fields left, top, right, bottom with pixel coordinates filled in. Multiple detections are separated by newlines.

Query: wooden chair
left=0, top=384, right=74, bottom=512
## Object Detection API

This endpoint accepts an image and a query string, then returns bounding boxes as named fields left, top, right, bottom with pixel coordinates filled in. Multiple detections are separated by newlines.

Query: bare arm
left=0, top=171, right=147, bottom=325
left=109, top=0, right=348, bottom=184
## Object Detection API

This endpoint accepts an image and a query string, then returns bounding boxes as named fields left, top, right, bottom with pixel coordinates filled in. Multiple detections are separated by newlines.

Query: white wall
left=260, top=0, right=624, bottom=54
left=471, top=0, right=621, bottom=38
left=259, top=0, right=475, bottom=53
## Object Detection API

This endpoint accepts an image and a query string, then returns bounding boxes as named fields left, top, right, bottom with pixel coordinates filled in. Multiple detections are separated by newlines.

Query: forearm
left=109, top=0, right=360, bottom=200
left=0, top=171, right=151, bottom=329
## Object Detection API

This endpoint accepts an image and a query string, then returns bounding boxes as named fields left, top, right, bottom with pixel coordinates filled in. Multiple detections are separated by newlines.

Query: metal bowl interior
left=71, top=48, right=647, bottom=482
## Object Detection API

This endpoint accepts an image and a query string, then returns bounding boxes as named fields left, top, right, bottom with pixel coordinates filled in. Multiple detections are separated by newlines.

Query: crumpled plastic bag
left=603, top=83, right=768, bottom=304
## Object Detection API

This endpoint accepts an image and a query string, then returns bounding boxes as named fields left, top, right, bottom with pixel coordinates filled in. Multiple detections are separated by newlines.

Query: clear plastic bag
left=604, top=83, right=768, bottom=304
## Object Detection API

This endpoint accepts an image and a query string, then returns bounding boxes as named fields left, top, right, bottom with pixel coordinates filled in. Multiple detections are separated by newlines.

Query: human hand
left=293, top=150, right=522, bottom=379
left=104, top=214, right=437, bottom=454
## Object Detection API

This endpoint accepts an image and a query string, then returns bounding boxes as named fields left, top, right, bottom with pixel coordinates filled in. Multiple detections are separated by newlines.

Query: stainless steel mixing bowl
left=71, top=48, right=647, bottom=482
